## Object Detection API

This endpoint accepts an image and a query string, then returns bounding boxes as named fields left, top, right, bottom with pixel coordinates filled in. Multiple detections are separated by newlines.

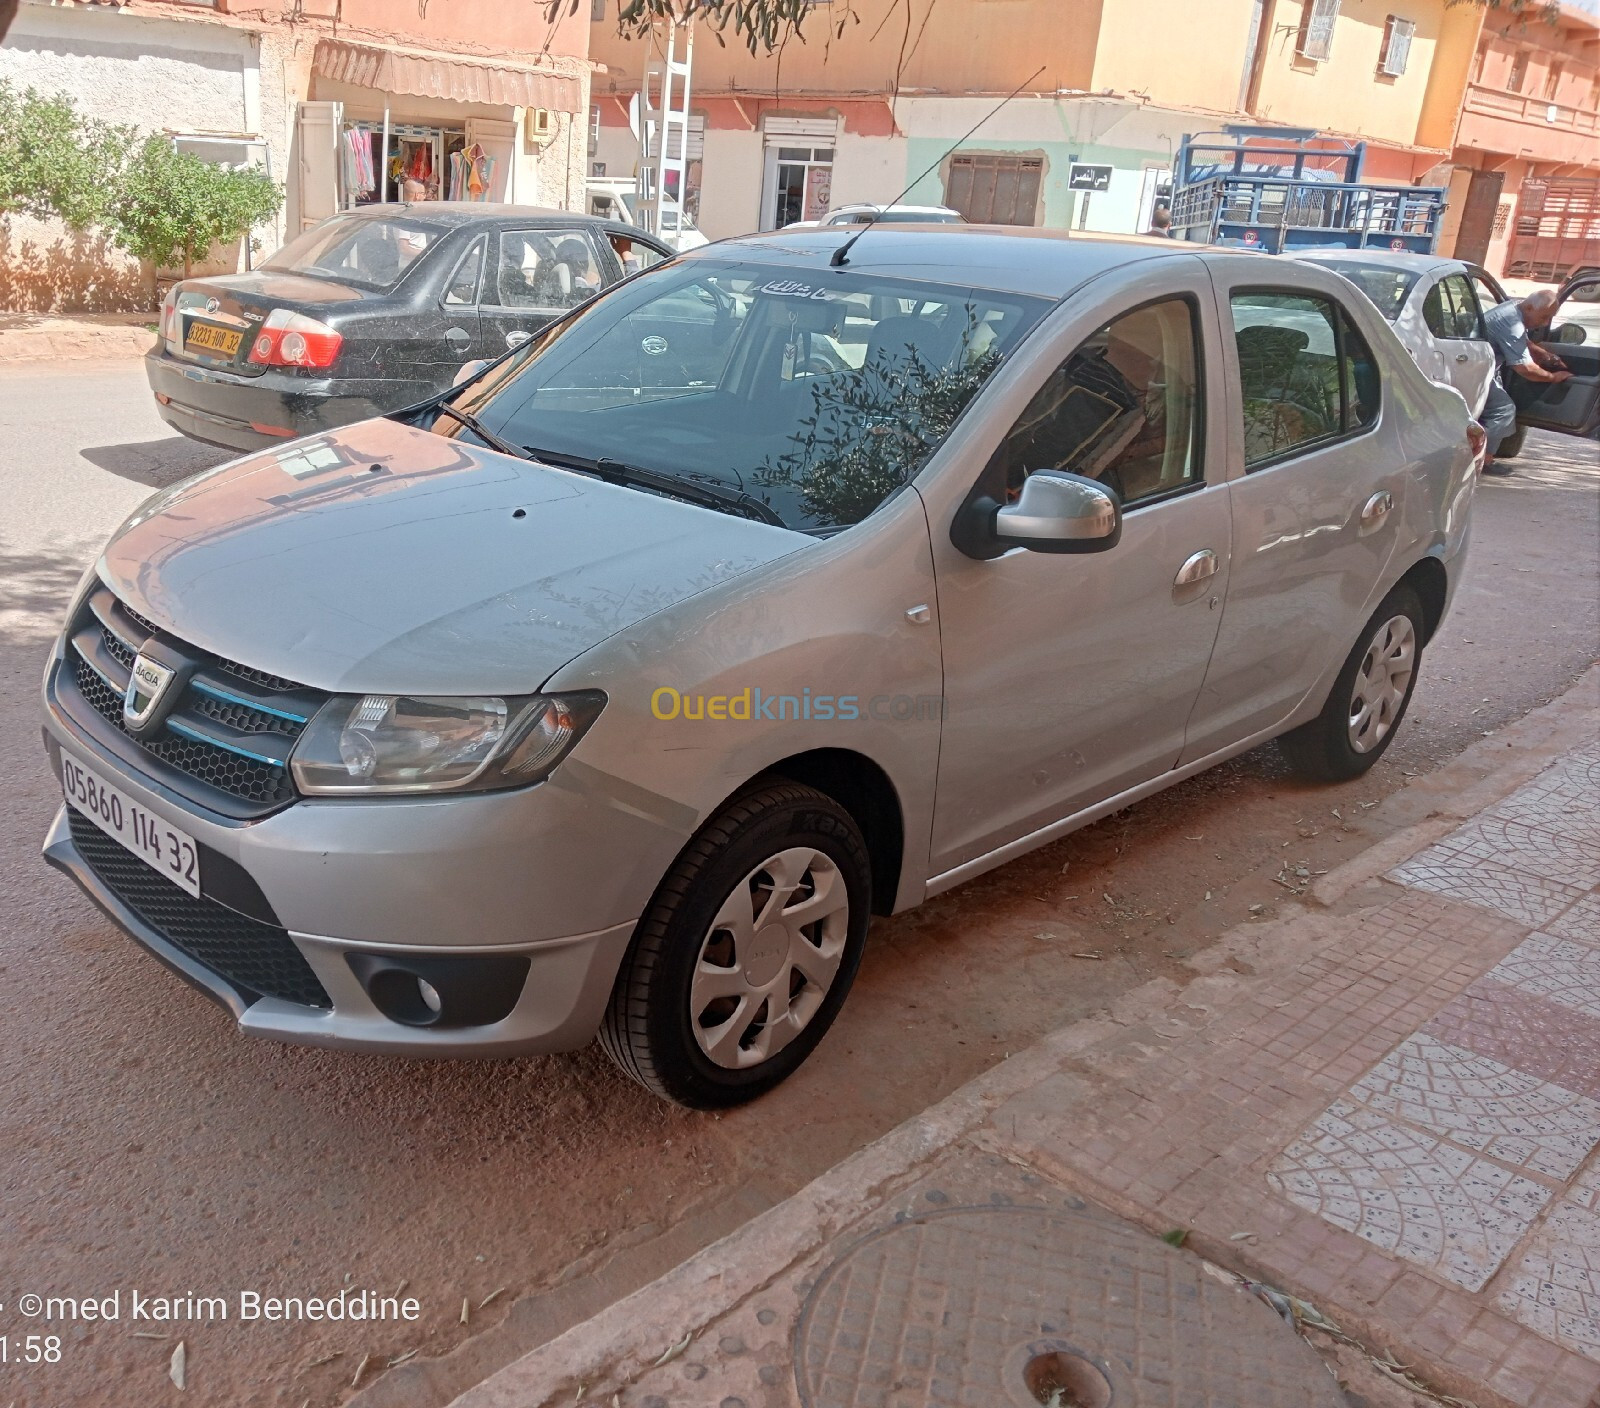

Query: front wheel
left=1279, top=585, right=1424, bottom=783
left=599, top=782, right=871, bottom=1108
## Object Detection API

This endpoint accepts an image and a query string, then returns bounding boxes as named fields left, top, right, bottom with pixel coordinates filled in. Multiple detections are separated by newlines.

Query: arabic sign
left=1067, top=164, right=1113, bottom=193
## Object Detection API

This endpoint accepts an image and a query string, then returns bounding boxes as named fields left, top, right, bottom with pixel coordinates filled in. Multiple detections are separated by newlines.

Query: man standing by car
left=1480, top=288, right=1571, bottom=476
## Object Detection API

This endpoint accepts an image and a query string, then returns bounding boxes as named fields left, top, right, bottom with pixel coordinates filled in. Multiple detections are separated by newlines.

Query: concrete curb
left=0, top=322, right=155, bottom=363
left=441, top=665, right=1600, bottom=1408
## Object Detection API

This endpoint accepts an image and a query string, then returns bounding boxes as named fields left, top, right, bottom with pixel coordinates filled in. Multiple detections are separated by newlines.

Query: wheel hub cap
left=689, top=846, right=850, bottom=1070
left=1347, top=613, right=1416, bottom=754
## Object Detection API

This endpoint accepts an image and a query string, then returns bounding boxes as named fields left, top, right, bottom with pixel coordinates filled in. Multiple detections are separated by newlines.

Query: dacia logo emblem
left=124, top=653, right=178, bottom=731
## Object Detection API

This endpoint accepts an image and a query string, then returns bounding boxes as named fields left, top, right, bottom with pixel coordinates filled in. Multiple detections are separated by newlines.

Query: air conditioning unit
left=526, top=108, right=555, bottom=146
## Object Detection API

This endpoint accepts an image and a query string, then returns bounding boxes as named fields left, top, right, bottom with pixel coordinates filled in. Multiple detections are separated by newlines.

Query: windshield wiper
left=432, top=401, right=532, bottom=461
left=594, top=458, right=787, bottom=527
left=525, top=448, right=786, bottom=527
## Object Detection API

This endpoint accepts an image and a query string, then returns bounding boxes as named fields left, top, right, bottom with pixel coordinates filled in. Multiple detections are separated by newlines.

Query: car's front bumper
left=40, top=659, right=681, bottom=1056
left=43, top=804, right=635, bottom=1055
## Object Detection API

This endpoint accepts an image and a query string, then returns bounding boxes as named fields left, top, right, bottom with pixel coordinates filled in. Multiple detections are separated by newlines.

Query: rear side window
left=494, top=229, right=604, bottom=310
left=989, top=297, right=1202, bottom=509
left=1231, top=290, right=1381, bottom=469
left=1427, top=274, right=1483, bottom=339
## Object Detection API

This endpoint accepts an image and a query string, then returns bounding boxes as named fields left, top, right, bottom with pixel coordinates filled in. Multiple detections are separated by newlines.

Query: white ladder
left=637, top=16, right=693, bottom=241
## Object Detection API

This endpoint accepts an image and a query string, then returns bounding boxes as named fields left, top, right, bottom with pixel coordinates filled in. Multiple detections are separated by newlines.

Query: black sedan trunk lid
left=164, top=273, right=367, bottom=377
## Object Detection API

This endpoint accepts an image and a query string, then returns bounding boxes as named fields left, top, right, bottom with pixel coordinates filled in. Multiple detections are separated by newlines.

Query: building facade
left=588, top=0, right=1599, bottom=277
left=0, top=0, right=594, bottom=309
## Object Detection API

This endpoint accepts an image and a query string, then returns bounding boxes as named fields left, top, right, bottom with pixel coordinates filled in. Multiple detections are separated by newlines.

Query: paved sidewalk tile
left=1388, top=850, right=1587, bottom=928
left=1547, top=893, right=1600, bottom=948
left=1500, top=1162, right=1600, bottom=1365
left=1343, top=1034, right=1600, bottom=1181
left=1268, top=1099, right=1553, bottom=1292
left=1487, top=933, right=1600, bottom=1022
left=1425, top=981, right=1600, bottom=1103
left=1433, top=814, right=1600, bottom=890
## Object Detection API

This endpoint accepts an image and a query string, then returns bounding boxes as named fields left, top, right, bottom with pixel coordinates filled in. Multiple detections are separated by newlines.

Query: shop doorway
left=760, top=143, right=834, bottom=230
left=341, top=123, right=467, bottom=206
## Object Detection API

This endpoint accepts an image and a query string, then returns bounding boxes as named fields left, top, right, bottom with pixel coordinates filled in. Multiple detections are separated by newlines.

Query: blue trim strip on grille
left=188, top=677, right=310, bottom=724
left=164, top=718, right=289, bottom=768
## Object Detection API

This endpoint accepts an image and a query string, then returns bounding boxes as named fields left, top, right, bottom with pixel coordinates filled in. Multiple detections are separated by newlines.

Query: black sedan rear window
left=261, top=214, right=443, bottom=291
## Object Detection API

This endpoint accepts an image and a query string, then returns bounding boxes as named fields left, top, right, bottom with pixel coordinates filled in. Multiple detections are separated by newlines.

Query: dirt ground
left=0, top=363, right=1594, bottom=1407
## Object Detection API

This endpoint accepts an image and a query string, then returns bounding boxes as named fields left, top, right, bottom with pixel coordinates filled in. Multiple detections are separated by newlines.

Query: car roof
left=337, top=202, right=618, bottom=229
left=1296, top=248, right=1464, bottom=277
left=830, top=203, right=960, bottom=215
left=683, top=226, right=1202, bottom=299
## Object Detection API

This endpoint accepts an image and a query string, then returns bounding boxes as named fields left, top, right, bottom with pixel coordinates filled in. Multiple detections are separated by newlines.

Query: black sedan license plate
left=62, top=752, right=201, bottom=897
left=185, top=321, right=242, bottom=358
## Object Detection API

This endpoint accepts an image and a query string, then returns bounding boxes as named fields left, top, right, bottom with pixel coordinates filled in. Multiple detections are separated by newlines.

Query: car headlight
left=290, top=692, right=605, bottom=796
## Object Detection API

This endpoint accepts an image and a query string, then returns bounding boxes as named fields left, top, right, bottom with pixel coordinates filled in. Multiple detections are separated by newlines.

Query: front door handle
left=1360, top=490, right=1393, bottom=534
left=1173, top=549, right=1218, bottom=588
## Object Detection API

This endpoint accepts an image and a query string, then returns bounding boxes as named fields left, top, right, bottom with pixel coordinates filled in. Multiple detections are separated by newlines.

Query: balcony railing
left=1463, top=81, right=1600, bottom=137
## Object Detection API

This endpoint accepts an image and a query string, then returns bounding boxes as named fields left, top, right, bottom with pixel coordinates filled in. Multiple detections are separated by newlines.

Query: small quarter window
left=444, top=238, right=484, bottom=306
left=990, top=297, right=1202, bottom=509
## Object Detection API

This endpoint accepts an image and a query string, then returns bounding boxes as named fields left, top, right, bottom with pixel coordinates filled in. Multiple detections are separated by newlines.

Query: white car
left=786, top=203, right=966, bottom=230
left=1296, top=250, right=1496, bottom=417
left=585, top=179, right=710, bottom=252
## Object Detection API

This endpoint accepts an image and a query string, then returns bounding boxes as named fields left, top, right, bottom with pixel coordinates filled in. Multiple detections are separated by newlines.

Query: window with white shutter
left=1378, top=16, right=1415, bottom=76
left=1296, top=0, right=1341, bottom=61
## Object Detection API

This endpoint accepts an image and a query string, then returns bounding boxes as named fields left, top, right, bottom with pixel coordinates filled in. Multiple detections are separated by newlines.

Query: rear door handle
left=1455, top=353, right=1470, bottom=363
left=1173, top=549, right=1218, bottom=587
left=1361, top=491, right=1393, bottom=533
left=505, top=330, right=531, bottom=349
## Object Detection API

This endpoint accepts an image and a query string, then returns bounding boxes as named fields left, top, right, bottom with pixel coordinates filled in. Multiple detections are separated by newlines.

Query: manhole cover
left=794, top=1206, right=1345, bottom=1407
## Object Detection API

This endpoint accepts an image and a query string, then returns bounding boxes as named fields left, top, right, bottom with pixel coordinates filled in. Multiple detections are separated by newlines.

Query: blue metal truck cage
left=1170, top=126, right=1446, bottom=255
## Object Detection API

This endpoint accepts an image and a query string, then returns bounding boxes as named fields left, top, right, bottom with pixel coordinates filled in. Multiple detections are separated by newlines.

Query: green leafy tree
left=0, top=78, right=133, bottom=228
left=548, top=0, right=827, bottom=53
left=104, top=136, right=282, bottom=277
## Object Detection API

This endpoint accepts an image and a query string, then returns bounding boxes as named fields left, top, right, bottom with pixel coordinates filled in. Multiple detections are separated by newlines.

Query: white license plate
left=62, top=753, right=201, bottom=897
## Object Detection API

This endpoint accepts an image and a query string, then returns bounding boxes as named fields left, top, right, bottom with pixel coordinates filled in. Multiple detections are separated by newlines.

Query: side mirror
left=1552, top=322, right=1588, bottom=345
left=953, top=471, right=1122, bottom=559
left=451, top=359, right=489, bottom=387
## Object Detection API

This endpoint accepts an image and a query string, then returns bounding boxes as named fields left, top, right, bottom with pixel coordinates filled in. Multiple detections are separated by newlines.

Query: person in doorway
left=401, top=178, right=428, bottom=203
left=1147, top=204, right=1174, bottom=238
left=1479, top=288, right=1570, bottom=477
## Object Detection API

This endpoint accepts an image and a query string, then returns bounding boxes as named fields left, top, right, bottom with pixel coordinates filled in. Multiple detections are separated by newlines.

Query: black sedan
left=147, top=204, right=676, bottom=452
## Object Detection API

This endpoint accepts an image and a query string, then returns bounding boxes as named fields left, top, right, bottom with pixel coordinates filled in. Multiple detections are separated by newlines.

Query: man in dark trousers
left=1480, top=288, right=1570, bottom=476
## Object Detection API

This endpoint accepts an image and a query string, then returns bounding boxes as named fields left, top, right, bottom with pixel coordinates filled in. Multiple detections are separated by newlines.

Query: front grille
left=56, top=585, right=324, bottom=818
left=68, top=808, right=332, bottom=1009
left=71, top=656, right=297, bottom=806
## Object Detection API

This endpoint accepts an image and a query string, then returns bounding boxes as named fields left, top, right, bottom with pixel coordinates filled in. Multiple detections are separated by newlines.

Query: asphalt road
left=0, top=362, right=1595, bottom=1408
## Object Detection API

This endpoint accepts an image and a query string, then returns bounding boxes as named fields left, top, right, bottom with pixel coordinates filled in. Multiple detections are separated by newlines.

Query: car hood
left=99, top=419, right=808, bottom=695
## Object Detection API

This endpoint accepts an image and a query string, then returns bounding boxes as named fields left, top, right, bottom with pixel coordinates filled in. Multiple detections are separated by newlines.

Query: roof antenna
left=831, top=65, right=1047, bottom=269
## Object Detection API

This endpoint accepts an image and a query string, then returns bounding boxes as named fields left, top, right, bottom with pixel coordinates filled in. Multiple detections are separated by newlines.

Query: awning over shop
left=313, top=40, right=582, bottom=112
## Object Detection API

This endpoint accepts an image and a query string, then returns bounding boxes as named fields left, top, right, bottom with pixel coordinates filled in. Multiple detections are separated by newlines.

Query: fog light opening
left=1021, top=1350, right=1111, bottom=1408
left=418, top=977, right=443, bottom=1015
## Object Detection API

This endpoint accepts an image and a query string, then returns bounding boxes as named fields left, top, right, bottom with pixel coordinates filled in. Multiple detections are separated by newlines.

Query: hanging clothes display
left=449, top=143, right=495, bottom=202
left=341, top=128, right=375, bottom=201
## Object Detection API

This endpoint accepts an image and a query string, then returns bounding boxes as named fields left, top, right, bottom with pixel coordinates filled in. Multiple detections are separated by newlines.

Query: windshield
left=444, top=259, right=1049, bottom=532
left=1313, top=261, right=1419, bottom=321
left=261, top=214, right=443, bottom=291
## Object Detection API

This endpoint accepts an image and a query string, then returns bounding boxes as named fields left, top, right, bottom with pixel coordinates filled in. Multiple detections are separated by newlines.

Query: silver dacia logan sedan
left=41, top=228, right=1481, bottom=1107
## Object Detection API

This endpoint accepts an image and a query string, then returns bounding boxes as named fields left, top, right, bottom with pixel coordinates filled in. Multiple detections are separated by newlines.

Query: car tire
left=599, top=781, right=871, bottom=1109
left=1495, top=423, right=1526, bottom=460
left=1279, top=585, right=1425, bottom=784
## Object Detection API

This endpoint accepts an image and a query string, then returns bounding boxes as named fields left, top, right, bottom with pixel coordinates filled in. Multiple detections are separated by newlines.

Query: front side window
left=261, top=214, right=441, bottom=291
left=987, top=298, right=1202, bottom=509
left=494, top=229, right=604, bottom=309
left=1232, top=290, right=1379, bottom=467
left=445, top=260, right=1049, bottom=532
